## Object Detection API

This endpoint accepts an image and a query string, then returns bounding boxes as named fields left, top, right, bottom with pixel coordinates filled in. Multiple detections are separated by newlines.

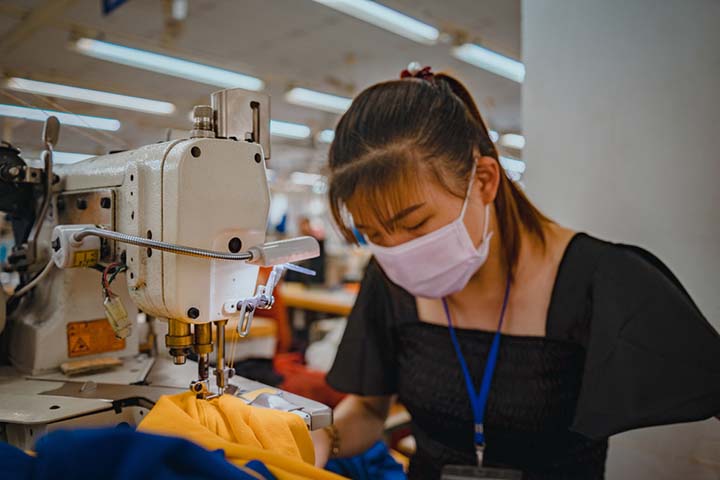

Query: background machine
left=0, top=88, right=331, bottom=450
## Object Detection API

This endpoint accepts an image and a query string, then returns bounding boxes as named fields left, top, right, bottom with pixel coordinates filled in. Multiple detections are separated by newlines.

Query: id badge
left=441, top=446, right=522, bottom=480
left=441, top=465, right=523, bottom=480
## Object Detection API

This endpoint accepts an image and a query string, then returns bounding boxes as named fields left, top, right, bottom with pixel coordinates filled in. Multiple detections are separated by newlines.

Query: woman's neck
left=448, top=215, right=551, bottom=305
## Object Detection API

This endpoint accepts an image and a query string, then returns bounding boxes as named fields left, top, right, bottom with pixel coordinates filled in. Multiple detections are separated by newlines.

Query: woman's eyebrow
left=354, top=202, right=426, bottom=231
left=384, top=203, right=426, bottom=228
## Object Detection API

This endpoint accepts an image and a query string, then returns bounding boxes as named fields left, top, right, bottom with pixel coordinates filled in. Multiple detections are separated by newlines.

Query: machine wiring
left=9, top=259, right=54, bottom=300
left=101, top=261, right=127, bottom=297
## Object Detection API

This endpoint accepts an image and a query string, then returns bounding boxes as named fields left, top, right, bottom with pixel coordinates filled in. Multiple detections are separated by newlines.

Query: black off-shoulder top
left=326, top=233, right=720, bottom=480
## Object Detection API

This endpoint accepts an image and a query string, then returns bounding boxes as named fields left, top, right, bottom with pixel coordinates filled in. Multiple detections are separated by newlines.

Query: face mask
left=367, top=167, right=493, bottom=298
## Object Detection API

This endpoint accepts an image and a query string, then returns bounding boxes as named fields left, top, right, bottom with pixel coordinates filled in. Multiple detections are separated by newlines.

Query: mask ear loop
left=459, top=164, right=478, bottom=219
left=459, top=164, right=492, bottom=242
left=482, top=203, right=492, bottom=240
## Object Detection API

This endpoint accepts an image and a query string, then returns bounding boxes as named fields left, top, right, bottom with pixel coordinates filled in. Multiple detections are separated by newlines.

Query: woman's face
left=348, top=155, right=499, bottom=248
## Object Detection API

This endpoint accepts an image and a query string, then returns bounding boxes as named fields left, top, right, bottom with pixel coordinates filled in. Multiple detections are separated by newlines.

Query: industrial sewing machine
left=0, top=88, right=331, bottom=450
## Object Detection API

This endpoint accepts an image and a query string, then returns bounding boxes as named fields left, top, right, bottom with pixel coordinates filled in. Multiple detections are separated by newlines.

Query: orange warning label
left=71, top=249, right=99, bottom=268
left=67, top=319, right=126, bottom=358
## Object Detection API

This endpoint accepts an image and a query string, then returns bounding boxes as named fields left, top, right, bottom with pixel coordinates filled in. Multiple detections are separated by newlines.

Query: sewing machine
left=0, top=88, right=331, bottom=450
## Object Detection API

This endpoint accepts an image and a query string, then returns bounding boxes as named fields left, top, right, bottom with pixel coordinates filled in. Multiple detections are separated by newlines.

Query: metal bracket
left=1, top=165, right=44, bottom=184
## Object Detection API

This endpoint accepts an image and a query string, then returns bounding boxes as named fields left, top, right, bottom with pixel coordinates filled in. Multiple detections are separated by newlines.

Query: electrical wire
left=0, top=90, right=127, bottom=150
left=10, top=259, right=54, bottom=299
left=102, top=262, right=119, bottom=296
left=107, top=264, right=127, bottom=286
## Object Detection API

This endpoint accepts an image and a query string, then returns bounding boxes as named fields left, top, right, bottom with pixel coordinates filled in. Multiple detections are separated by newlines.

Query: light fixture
left=290, top=171, right=325, bottom=186
left=171, top=0, right=188, bottom=20
left=500, top=133, right=525, bottom=150
left=316, top=129, right=335, bottom=144
left=499, top=156, right=526, bottom=174
left=52, top=151, right=96, bottom=164
left=489, top=130, right=499, bottom=142
left=452, top=43, right=525, bottom=83
left=270, top=120, right=311, bottom=139
left=311, top=0, right=439, bottom=45
left=73, top=38, right=264, bottom=91
left=5, top=77, right=176, bottom=115
left=265, top=168, right=277, bottom=183
left=0, top=104, right=121, bottom=131
left=285, top=87, right=352, bottom=114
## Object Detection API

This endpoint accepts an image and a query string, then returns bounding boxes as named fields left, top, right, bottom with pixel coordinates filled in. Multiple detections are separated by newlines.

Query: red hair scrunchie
left=400, top=63, right=434, bottom=81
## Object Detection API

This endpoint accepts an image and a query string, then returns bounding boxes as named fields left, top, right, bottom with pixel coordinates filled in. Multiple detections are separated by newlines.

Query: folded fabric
left=138, top=391, right=345, bottom=480
left=326, top=441, right=406, bottom=480
left=0, top=427, right=276, bottom=480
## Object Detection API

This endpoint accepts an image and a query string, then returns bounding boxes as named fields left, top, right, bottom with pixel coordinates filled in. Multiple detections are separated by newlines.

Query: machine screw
left=187, top=307, right=200, bottom=319
left=100, top=197, right=111, bottom=209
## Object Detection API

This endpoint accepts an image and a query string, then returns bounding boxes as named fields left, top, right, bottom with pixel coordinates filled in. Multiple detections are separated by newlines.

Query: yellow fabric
left=138, top=392, right=344, bottom=480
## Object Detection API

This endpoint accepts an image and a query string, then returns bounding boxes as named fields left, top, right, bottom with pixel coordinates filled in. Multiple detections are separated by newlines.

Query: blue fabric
left=443, top=276, right=511, bottom=446
left=0, top=428, right=276, bottom=480
left=326, top=441, right=405, bottom=480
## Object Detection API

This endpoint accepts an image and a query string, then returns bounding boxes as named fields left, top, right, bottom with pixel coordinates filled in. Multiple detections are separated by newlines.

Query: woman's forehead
left=347, top=178, right=440, bottom=230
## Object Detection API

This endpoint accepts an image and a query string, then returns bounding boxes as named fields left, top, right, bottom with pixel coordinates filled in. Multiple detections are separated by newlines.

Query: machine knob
left=190, top=105, right=215, bottom=138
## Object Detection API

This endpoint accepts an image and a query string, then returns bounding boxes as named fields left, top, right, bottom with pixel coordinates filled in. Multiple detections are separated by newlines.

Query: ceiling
left=0, top=0, right=521, bottom=174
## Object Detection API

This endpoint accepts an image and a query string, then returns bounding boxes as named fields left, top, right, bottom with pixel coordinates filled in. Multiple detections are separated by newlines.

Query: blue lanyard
left=442, top=276, right=511, bottom=450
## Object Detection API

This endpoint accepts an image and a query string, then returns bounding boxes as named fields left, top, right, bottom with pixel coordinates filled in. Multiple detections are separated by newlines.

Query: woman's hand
left=311, top=428, right=332, bottom=467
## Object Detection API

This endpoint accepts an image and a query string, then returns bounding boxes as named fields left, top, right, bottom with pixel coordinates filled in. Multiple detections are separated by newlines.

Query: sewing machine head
left=1, top=89, right=318, bottom=397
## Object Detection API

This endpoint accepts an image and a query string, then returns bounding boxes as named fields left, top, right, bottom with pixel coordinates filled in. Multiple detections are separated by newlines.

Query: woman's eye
left=406, top=218, right=429, bottom=231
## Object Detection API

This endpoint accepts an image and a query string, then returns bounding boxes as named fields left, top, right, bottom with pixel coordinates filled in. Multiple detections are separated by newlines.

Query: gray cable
left=10, top=260, right=54, bottom=299
left=73, top=227, right=254, bottom=261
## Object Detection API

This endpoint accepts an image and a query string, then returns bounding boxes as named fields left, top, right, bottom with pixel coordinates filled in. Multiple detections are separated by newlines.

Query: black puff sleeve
left=326, top=259, right=398, bottom=396
left=571, top=243, right=720, bottom=439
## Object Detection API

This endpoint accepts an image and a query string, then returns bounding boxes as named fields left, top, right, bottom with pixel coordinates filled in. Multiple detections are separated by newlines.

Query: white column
left=523, top=0, right=720, bottom=478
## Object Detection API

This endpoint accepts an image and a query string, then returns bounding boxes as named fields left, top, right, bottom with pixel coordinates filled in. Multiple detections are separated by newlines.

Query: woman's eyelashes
left=405, top=216, right=431, bottom=231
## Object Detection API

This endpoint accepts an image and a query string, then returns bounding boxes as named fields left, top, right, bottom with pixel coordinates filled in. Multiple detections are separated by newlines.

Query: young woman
left=311, top=66, right=720, bottom=479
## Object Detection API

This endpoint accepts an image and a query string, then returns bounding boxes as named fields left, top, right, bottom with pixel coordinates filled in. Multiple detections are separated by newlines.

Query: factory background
left=0, top=0, right=718, bottom=478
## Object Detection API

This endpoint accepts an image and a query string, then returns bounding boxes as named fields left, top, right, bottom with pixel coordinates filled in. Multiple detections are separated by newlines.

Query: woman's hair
left=328, top=71, right=549, bottom=275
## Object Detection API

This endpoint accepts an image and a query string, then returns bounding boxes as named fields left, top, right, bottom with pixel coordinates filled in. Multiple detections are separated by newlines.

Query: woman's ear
left=474, top=153, right=501, bottom=204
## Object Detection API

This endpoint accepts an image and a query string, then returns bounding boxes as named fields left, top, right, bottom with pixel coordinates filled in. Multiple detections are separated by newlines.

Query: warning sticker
left=67, top=319, right=126, bottom=358
left=72, top=249, right=99, bottom=268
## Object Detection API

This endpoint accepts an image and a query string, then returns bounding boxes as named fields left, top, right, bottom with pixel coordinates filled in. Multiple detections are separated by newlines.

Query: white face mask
left=367, top=167, right=493, bottom=298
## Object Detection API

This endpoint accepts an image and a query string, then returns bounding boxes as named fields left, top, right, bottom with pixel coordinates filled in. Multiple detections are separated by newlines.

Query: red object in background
left=274, top=352, right=347, bottom=409
left=257, top=267, right=346, bottom=408
left=256, top=267, right=292, bottom=354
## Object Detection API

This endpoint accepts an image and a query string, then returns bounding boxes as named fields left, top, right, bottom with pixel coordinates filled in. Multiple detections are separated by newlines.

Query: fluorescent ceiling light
left=74, top=38, right=264, bottom=91
left=270, top=120, right=311, bottom=139
left=489, top=130, right=499, bottom=142
left=500, top=133, right=525, bottom=150
left=452, top=43, right=525, bottom=83
left=312, top=0, right=439, bottom=45
left=53, top=151, right=95, bottom=164
left=499, top=156, right=526, bottom=174
left=317, top=129, right=335, bottom=144
left=0, top=104, right=121, bottom=131
left=6, top=77, right=175, bottom=115
left=285, top=87, right=352, bottom=114
left=265, top=168, right=277, bottom=183
left=290, top=171, right=325, bottom=186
